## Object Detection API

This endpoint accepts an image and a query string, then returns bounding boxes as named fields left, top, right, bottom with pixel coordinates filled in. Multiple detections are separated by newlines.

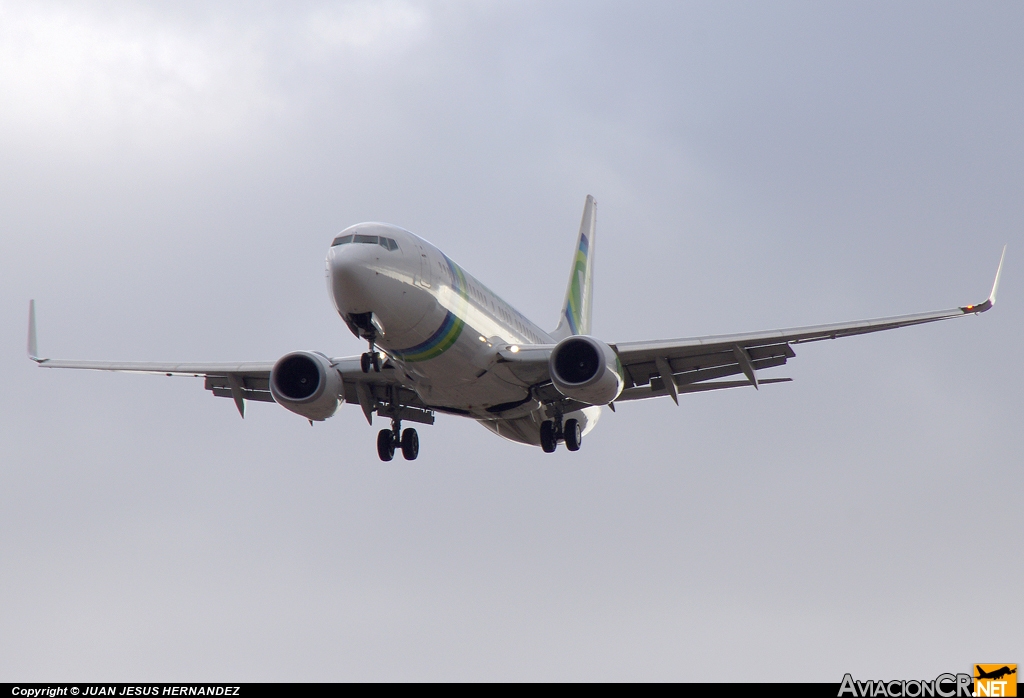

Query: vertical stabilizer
left=551, top=195, right=597, bottom=340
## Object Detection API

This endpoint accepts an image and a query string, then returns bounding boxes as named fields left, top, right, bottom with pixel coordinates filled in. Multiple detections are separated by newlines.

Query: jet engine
left=270, top=351, right=342, bottom=421
left=549, top=336, right=624, bottom=405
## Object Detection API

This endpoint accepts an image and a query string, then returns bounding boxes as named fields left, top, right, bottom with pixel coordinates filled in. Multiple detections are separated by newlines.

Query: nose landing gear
left=360, top=335, right=382, bottom=374
left=361, top=351, right=381, bottom=373
left=345, top=313, right=384, bottom=373
left=540, top=416, right=582, bottom=453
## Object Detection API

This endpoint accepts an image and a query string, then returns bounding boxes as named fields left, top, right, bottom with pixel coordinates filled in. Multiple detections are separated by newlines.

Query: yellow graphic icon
left=974, top=664, right=1017, bottom=697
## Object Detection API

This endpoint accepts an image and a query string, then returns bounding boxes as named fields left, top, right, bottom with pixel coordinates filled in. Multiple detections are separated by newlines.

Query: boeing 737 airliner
left=28, top=196, right=1005, bottom=460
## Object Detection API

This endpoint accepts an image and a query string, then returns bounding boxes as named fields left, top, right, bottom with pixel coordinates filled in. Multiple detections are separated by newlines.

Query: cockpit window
left=333, top=233, right=399, bottom=250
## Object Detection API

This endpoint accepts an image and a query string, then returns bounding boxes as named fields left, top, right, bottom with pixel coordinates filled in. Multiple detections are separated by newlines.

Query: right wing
left=30, top=352, right=278, bottom=417
left=27, top=300, right=428, bottom=422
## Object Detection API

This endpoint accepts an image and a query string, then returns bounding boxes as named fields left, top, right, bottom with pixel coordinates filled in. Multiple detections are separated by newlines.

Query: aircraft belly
left=385, top=315, right=535, bottom=411
left=411, top=359, right=529, bottom=411
left=478, top=413, right=544, bottom=446
left=478, top=405, right=602, bottom=447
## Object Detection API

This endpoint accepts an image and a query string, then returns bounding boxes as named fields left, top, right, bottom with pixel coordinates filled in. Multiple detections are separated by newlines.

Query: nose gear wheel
left=360, top=352, right=381, bottom=373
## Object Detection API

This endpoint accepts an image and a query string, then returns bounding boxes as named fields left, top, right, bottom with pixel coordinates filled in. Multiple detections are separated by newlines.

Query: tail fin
left=551, top=195, right=596, bottom=340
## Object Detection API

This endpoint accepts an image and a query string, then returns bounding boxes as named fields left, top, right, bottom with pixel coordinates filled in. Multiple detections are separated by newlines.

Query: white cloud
left=303, top=0, right=428, bottom=55
left=0, top=1, right=429, bottom=154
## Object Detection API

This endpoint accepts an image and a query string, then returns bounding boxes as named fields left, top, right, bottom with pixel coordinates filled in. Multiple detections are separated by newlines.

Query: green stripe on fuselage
left=394, top=257, right=469, bottom=362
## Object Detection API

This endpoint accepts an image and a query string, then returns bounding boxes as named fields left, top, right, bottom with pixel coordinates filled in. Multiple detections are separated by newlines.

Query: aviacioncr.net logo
left=839, top=673, right=973, bottom=697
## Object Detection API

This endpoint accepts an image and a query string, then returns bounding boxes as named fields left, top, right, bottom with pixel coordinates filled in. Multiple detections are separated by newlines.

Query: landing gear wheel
left=564, top=418, right=581, bottom=452
left=361, top=351, right=382, bottom=373
left=377, top=429, right=395, bottom=461
left=540, top=420, right=557, bottom=453
left=400, top=428, right=419, bottom=460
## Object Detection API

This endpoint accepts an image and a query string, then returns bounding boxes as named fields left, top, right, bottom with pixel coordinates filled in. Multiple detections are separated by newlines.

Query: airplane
left=27, top=196, right=1006, bottom=461
left=975, top=666, right=1016, bottom=681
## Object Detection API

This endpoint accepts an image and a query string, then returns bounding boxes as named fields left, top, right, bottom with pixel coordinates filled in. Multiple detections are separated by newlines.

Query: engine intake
left=549, top=336, right=623, bottom=406
left=274, top=354, right=322, bottom=400
left=270, top=351, right=342, bottom=421
left=554, top=339, right=600, bottom=383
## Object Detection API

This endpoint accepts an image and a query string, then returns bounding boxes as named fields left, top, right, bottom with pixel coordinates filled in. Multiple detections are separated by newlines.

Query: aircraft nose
left=328, top=247, right=375, bottom=312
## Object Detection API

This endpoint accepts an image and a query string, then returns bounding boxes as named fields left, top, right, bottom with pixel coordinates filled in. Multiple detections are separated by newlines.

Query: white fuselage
left=326, top=222, right=599, bottom=445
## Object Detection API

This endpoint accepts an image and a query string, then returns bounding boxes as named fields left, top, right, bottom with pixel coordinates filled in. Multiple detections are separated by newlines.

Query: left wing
left=612, top=246, right=1005, bottom=403
left=496, top=246, right=1005, bottom=406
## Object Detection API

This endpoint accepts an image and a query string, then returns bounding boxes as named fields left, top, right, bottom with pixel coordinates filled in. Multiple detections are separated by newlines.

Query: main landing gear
left=377, top=417, right=419, bottom=462
left=540, top=417, right=582, bottom=454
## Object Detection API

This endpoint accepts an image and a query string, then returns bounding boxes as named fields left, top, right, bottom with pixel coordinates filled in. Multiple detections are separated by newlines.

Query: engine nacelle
left=549, top=335, right=624, bottom=405
left=270, top=351, right=342, bottom=421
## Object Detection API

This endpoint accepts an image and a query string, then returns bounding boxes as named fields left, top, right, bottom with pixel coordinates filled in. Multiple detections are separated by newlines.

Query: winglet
left=961, top=245, right=1006, bottom=314
left=988, top=244, right=1006, bottom=306
left=27, top=300, right=45, bottom=362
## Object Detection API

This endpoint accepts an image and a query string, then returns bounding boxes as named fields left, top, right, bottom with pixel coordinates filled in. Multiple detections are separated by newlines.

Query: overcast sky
left=1, top=1, right=1021, bottom=681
